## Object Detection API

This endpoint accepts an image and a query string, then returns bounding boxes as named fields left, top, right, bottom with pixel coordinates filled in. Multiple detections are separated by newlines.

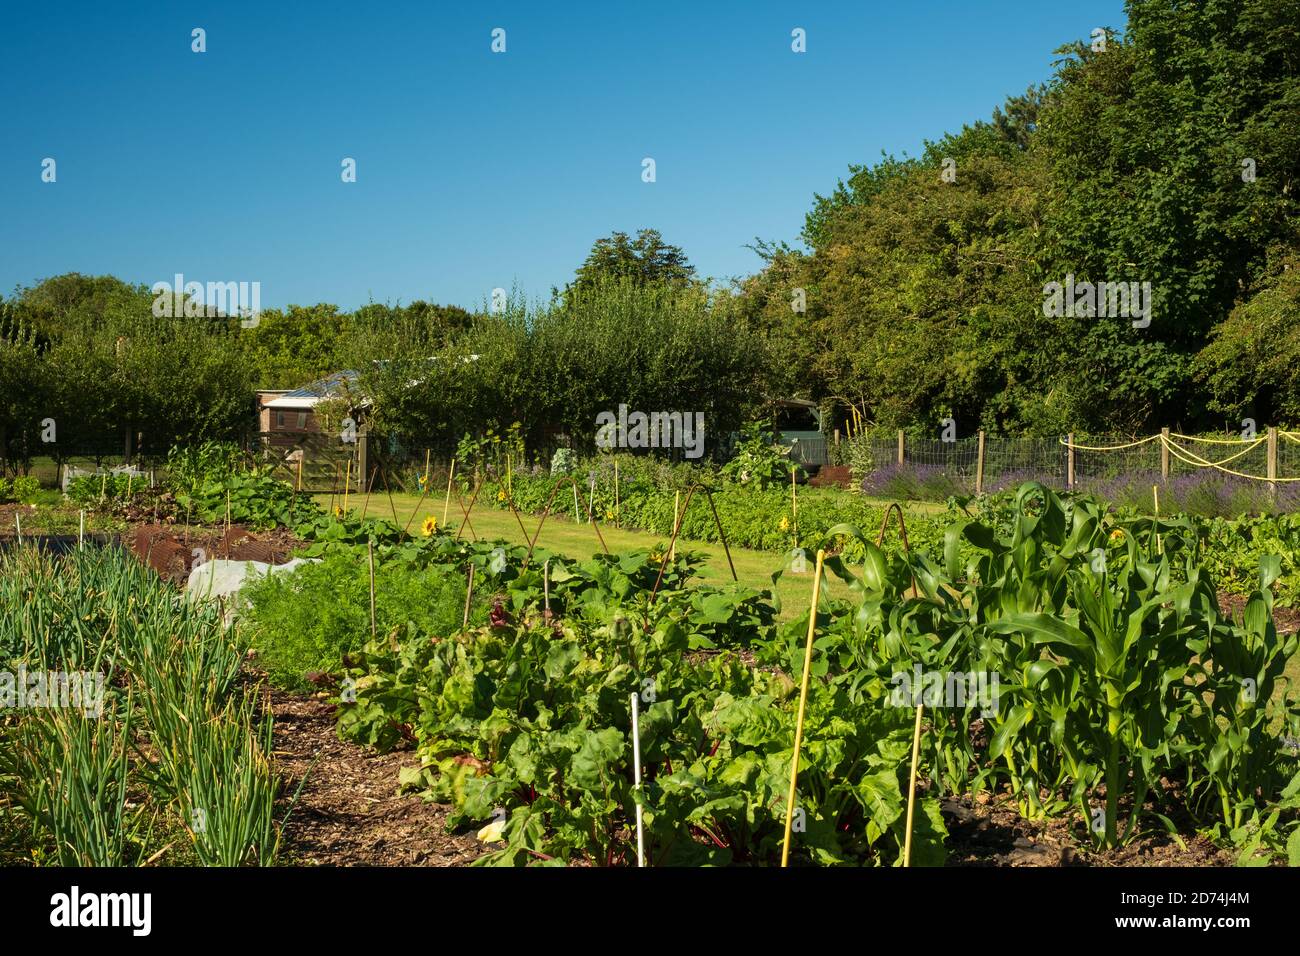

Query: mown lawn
left=311, top=489, right=925, bottom=620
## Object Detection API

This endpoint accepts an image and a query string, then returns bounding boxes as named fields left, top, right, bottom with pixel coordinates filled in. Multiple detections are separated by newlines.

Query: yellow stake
left=670, top=490, right=680, bottom=562
left=791, top=465, right=799, bottom=548
left=1153, top=483, right=1163, bottom=554
left=296, top=453, right=304, bottom=492
left=342, top=456, right=352, bottom=515
left=781, top=549, right=825, bottom=867
left=903, top=698, right=925, bottom=867
left=443, top=459, right=457, bottom=526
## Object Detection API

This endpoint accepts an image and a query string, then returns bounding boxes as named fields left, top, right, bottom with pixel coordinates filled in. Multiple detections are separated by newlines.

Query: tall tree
left=570, top=229, right=696, bottom=293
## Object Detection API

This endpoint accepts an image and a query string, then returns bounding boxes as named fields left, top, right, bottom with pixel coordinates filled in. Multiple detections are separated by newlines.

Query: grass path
left=313, top=489, right=889, bottom=620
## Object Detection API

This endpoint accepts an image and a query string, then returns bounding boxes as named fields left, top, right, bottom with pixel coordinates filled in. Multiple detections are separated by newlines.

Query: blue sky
left=0, top=0, right=1128, bottom=312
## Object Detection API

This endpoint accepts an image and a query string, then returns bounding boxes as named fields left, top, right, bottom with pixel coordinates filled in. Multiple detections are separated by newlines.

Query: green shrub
left=9, top=475, right=41, bottom=503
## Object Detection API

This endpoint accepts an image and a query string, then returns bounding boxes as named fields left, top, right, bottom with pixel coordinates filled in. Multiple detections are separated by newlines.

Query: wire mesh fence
left=846, top=429, right=1300, bottom=511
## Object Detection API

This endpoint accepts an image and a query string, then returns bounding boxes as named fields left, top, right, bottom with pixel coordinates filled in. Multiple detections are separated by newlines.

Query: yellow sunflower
left=497, top=489, right=507, bottom=502
left=422, top=516, right=438, bottom=537
left=779, top=515, right=790, bottom=531
left=333, top=506, right=344, bottom=518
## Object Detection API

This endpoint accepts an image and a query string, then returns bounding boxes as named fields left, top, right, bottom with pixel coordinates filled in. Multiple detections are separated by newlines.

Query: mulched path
left=266, top=688, right=483, bottom=867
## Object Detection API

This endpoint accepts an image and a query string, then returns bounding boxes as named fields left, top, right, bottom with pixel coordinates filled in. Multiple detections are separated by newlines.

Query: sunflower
left=333, top=506, right=344, bottom=518
left=422, top=516, right=438, bottom=537
left=779, top=515, right=790, bottom=531
left=497, top=489, right=507, bottom=502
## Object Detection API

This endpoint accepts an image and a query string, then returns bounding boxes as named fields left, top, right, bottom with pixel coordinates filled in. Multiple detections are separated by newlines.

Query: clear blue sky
left=0, top=0, right=1128, bottom=312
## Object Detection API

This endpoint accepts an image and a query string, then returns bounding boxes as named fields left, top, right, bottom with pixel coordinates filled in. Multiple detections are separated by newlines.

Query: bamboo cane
left=632, top=692, right=645, bottom=867
left=614, top=459, right=620, bottom=528
left=1153, top=484, right=1163, bottom=554
left=342, top=457, right=352, bottom=515
left=670, top=490, right=680, bottom=562
left=463, top=564, right=475, bottom=629
left=781, top=549, right=825, bottom=867
left=903, top=698, right=925, bottom=867
left=442, top=459, right=456, bottom=526
left=367, top=539, right=377, bottom=644
left=362, top=466, right=378, bottom=520
left=791, top=465, right=799, bottom=548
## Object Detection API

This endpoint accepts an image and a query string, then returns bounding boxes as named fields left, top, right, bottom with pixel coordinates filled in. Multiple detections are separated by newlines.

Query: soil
left=128, top=523, right=308, bottom=584
left=938, top=791, right=1234, bottom=867
left=266, top=687, right=484, bottom=867
left=1219, top=590, right=1300, bottom=634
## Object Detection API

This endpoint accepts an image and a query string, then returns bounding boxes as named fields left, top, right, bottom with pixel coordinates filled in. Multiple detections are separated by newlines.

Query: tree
left=570, top=229, right=696, bottom=293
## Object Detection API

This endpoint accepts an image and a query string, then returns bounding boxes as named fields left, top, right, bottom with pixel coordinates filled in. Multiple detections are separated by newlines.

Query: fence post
left=124, top=426, right=132, bottom=465
left=975, top=430, right=986, bottom=495
left=1160, top=427, right=1170, bottom=481
left=1268, top=426, right=1278, bottom=495
left=1067, top=433, right=1075, bottom=490
left=897, top=429, right=905, bottom=466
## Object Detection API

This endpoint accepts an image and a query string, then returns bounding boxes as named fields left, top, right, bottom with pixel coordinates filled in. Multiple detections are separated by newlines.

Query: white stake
left=543, top=559, right=550, bottom=616
left=79, top=510, right=85, bottom=549
left=15, top=513, right=21, bottom=546
left=631, top=691, right=645, bottom=867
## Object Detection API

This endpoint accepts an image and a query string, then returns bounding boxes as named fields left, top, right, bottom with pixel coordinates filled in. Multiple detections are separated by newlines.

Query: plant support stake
left=442, top=458, right=456, bottom=526
left=782, top=549, right=825, bottom=867
left=79, top=510, right=85, bottom=549
left=631, top=692, right=645, bottom=867
left=903, top=698, right=924, bottom=867
left=463, top=564, right=475, bottom=630
left=367, top=539, right=377, bottom=645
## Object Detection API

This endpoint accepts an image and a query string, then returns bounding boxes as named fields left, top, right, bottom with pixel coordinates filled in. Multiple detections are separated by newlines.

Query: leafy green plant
left=721, top=422, right=802, bottom=490
left=176, top=470, right=318, bottom=531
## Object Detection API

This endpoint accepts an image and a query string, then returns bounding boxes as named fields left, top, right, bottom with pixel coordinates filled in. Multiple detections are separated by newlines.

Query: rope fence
left=849, top=427, right=1300, bottom=510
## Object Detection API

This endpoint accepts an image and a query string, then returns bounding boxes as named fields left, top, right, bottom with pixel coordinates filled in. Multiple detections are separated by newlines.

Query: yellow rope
left=1169, top=431, right=1262, bottom=445
left=1161, top=435, right=1265, bottom=468
left=1059, top=435, right=1161, bottom=452
left=1161, top=435, right=1300, bottom=481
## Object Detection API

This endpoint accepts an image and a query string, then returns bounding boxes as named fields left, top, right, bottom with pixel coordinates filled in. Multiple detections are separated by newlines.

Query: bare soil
left=128, top=523, right=308, bottom=583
